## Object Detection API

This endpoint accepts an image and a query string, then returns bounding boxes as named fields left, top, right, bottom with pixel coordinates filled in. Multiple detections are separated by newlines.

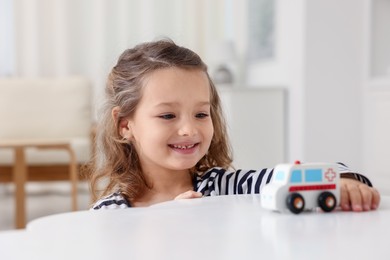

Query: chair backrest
left=0, top=77, right=92, bottom=140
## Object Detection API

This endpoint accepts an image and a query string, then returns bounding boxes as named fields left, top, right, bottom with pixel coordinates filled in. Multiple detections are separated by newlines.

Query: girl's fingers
left=346, top=182, right=363, bottom=212
left=340, top=178, right=381, bottom=212
left=340, top=182, right=351, bottom=211
left=358, top=184, right=373, bottom=211
left=174, top=191, right=202, bottom=200
left=371, top=187, right=381, bottom=210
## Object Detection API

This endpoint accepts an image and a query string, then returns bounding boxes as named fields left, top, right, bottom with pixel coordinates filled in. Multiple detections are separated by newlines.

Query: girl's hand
left=340, top=178, right=380, bottom=211
left=174, top=190, right=203, bottom=200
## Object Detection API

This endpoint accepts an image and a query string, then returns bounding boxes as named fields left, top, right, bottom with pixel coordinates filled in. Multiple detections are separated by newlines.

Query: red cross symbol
left=325, top=168, right=336, bottom=182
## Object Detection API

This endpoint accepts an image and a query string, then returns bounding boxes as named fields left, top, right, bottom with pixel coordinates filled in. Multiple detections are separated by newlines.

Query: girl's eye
left=196, top=113, right=209, bottom=119
left=159, top=114, right=176, bottom=120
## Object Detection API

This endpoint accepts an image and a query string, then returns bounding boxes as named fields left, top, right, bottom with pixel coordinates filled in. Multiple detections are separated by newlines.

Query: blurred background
left=1, top=0, right=390, bottom=229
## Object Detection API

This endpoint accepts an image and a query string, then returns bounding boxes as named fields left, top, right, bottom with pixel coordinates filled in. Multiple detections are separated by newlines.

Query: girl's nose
left=178, top=119, right=197, bottom=137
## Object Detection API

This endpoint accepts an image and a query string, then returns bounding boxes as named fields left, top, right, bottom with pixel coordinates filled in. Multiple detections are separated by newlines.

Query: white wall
left=302, top=0, right=390, bottom=194
left=248, top=0, right=390, bottom=194
left=362, top=0, right=390, bottom=195
left=363, top=91, right=390, bottom=194
left=247, top=0, right=306, bottom=163
left=248, top=1, right=365, bottom=167
left=304, top=0, right=364, bottom=166
left=219, top=88, right=286, bottom=169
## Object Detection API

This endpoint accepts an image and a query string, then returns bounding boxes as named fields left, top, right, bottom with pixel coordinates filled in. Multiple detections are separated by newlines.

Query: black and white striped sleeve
left=337, top=162, right=373, bottom=187
left=91, top=192, right=131, bottom=210
left=195, top=167, right=274, bottom=196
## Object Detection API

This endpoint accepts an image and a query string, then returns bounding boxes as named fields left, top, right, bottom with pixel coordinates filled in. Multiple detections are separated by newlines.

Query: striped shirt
left=91, top=163, right=372, bottom=210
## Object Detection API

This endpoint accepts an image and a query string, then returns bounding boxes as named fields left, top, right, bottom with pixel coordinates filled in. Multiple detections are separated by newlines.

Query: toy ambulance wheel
left=286, top=193, right=305, bottom=214
left=318, top=192, right=337, bottom=212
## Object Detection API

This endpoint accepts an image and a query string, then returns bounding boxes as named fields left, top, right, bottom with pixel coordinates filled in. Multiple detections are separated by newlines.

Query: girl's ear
left=112, top=106, right=133, bottom=140
left=119, top=118, right=133, bottom=140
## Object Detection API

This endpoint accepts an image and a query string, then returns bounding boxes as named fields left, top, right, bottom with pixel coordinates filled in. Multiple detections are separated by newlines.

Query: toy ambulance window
left=274, top=171, right=286, bottom=182
left=304, top=169, right=322, bottom=182
left=290, top=170, right=302, bottom=183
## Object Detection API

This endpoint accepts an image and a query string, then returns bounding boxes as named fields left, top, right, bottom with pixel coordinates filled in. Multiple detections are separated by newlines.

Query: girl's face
left=123, top=68, right=214, bottom=174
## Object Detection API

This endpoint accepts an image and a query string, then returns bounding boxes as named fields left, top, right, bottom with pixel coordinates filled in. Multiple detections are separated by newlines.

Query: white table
left=1, top=195, right=390, bottom=259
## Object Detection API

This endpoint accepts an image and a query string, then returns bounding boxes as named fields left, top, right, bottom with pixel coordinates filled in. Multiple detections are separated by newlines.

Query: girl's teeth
left=173, top=144, right=195, bottom=149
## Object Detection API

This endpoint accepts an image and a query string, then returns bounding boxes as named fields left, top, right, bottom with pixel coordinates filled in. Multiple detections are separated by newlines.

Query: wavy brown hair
left=89, top=39, right=233, bottom=203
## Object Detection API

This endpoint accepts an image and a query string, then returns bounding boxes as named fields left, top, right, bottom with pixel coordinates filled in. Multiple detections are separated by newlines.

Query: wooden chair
left=0, top=77, right=92, bottom=229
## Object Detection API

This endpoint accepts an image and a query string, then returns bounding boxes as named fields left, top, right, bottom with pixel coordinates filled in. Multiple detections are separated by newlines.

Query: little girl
left=90, top=39, right=380, bottom=211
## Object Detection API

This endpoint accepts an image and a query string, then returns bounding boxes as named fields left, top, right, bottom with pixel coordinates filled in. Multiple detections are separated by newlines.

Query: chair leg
left=13, top=147, right=27, bottom=229
left=67, top=145, right=78, bottom=211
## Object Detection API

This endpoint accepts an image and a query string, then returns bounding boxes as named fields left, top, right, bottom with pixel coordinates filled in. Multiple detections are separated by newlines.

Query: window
left=247, top=0, right=275, bottom=61
left=290, top=170, right=302, bottom=183
left=304, top=169, right=322, bottom=182
left=274, top=171, right=286, bottom=182
left=0, top=0, right=14, bottom=76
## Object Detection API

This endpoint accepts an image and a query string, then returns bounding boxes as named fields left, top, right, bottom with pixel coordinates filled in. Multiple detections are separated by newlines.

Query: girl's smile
left=168, top=142, right=200, bottom=154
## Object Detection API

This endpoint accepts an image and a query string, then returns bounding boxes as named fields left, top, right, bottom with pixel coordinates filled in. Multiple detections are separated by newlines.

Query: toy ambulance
left=261, top=161, right=340, bottom=214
